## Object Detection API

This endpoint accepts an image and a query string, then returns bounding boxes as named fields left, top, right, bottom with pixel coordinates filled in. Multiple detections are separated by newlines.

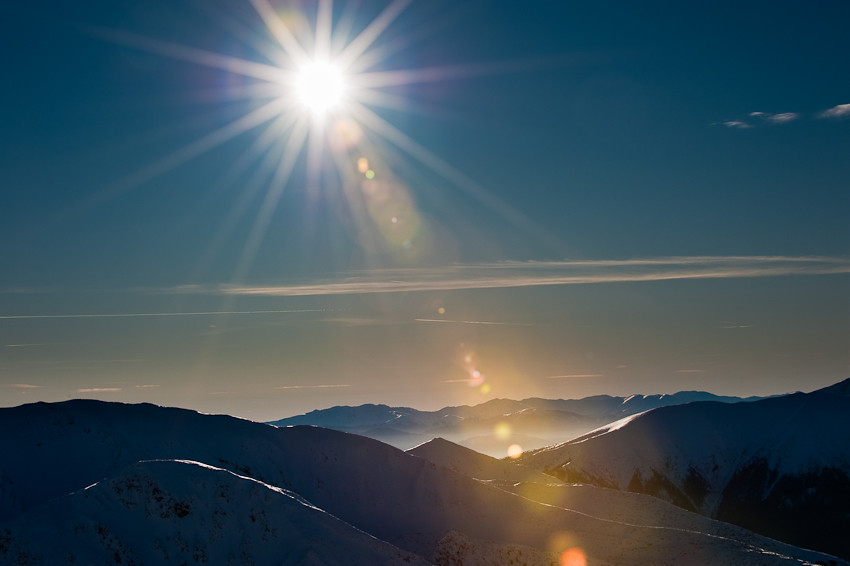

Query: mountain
left=0, top=459, right=427, bottom=566
left=2, top=399, right=842, bottom=565
left=268, top=390, right=766, bottom=455
left=517, top=378, right=850, bottom=560
left=406, top=437, right=557, bottom=485
left=408, top=436, right=843, bottom=565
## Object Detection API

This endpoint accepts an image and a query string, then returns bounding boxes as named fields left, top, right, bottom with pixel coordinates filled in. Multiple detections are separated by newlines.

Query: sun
left=295, top=60, right=345, bottom=116
left=92, top=0, right=543, bottom=279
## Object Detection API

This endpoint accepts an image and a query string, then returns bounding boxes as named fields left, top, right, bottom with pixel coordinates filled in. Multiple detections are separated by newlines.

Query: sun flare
left=295, top=60, right=345, bottom=116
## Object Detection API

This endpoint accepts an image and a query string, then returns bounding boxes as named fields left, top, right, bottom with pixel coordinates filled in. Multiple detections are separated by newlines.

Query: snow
left=1, top=397, right=846, bottom=566
left=0, top=459, right=428, bottom=566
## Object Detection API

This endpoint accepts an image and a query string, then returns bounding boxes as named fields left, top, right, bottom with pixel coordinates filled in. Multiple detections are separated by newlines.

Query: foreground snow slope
left=410, top=436, right=846, bottom=565
left=518, top=380, right=850, bottom=560
left=0, top=460, right=429, bottom=566
left=1, top=399, right=844, bottom=565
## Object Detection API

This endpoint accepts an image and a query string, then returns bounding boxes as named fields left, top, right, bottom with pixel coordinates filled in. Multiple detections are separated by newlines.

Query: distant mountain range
left=269, top=390, right=769, bottom=456
left=2, top=395, right=844, bottom=565
left=518, top=378, right=850, bottom=560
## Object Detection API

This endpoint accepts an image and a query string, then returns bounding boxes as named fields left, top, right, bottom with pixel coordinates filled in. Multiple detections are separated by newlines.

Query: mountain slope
left=269, top=391, right=765, bottom=452
left=406, top=437, right=557, bottom=485
left=517, top=380, right=850, bottom=559
left=1, top=399, right=843, bottom=565
left=0, top=460, right=429, bottom=566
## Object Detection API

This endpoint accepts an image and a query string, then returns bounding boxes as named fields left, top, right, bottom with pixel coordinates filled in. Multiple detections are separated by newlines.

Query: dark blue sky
left=1, top=0, right=847, bottom=418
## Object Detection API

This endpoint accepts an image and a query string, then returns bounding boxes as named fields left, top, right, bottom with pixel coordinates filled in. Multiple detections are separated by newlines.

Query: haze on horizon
left=0, top=0, right=847, bottom=421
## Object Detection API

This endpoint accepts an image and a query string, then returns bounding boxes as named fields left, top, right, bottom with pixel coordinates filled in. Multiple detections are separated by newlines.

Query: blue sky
left=1, top=0, right=847, bottom=419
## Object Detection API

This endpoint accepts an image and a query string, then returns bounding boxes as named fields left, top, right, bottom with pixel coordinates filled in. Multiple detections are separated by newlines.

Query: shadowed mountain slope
left=1, top=399, right=844, bottom=565
left=517, top=378, right=850, bottom=560
left=269, top=391, right=766, bottom=453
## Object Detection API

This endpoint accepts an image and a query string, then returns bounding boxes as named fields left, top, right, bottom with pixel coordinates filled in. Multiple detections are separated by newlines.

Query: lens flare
left=559, top=548, right=586, bottom=566
left=295, top=60, right=345, bottom=114
left=494, top=422, right=511, bottom=440
left=507, top=444, right=523, bottom=458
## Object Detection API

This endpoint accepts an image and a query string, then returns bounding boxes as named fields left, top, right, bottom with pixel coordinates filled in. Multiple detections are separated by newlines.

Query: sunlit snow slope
left=518, top=378, right=850, bottom=560
left=1, top=398, right=845, bottom=565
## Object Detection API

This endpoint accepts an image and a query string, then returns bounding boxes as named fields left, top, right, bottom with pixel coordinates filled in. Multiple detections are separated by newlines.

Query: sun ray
left=86, top=26, right=291, bottom=84
left=191, top=113, right=302, bottom=280
left=249, top=0, right=310, bottom=67
left=233, top=118, right=310, bottom=282
left=80, top=97, right=294, bottom=212
left=335, top=0, right=413, bottom=71
left=352, top=57, right=574, bottom=89
left=315, top=0, right=334, bottom=60
left=349, top=102, right=563, bottom=250
left=189, top=0, right=292, bottom=69
left=329, top=0, right=361, bottom=57
left=351, top=88, right=411, bottom=112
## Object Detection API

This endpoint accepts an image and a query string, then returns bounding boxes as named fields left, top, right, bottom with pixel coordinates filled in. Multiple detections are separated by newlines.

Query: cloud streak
left=723, top=103, right=849, bottom=127
left=191, top=256, right=848, bottom=297
left=819, top=103, right=850, bottom=119
left=77, top=388, right=122, bottom=393
left=0, top=309, right=331, bottom=321
left=274, top=384, right=352, bottom=389
left=415, top=319, right=532, bottom=326
left=547, top=374, right=605, bottom=379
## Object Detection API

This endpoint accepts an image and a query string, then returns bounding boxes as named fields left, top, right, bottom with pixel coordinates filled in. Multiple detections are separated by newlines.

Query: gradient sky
left=1, top=0, right=848, bottom=421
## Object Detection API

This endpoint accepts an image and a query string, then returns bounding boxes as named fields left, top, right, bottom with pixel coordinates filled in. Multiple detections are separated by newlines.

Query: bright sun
left=295, top=60, right=345, bottom=115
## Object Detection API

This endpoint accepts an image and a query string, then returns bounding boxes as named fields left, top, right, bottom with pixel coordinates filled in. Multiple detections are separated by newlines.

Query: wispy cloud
left=674, top=370, right=705, bottom=374
left=819, top=103, right=850, bottom=119
left=177, top=256, right=848, bottom=297
left=723, top=120, right=752, bottom=129
left=722, top=103, right=849, bottom=127
left=77, top=388, right=122, bottom=392
left=0, top=309, right=331, bottom=320
left=759, top=112, right=799, bottom=124
left=274, top=384, right=352, bottom=389
left=135, top=384, right=160, bottom=388
left=6, top=384, right=43, bottom=388
left=415, top=319, right=532, bottom=326
left=546, top=374, right=605, bottom=379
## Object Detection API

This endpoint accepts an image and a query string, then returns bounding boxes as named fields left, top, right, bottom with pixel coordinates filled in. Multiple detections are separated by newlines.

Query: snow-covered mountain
left=407, top=436, right=842, bottom=565
left=406, top=437, right=557, bottom=485
left=518, top=378, right=850, bottom=560
left=269, top=390, right=766, bottom=454
left=0, top=460, right=427, bottom=566
left=2, top=398, right=843, bottom=565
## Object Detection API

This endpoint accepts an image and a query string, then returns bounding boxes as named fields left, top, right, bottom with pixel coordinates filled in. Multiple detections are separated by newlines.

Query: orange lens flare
left=559, top=548, right=586, bottom=566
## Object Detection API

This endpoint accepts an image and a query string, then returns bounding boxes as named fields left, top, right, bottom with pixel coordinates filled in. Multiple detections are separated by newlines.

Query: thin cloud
left=675, top=370, right=705, bottom=374
left=135, top=384, right=160, bottom=388
left=763, top=112, right=799, bottom=124
left=415, top=319, right=532, bottom=326
left=6, top=384, right=43, bottom=388
left=77, top=388, right=122, bottom=392
left=274, top=385, right=352, bottom=390
left=0, top=309, right=332, bottom=321
left=547, top=374, right=605, bottom=379
left=442, top=379, right=473, bottom=383
left=190, top=256, right=849, bottom=297
left=819, top=103, right=850, bottom=119
left=723, top=120, right=752, bottom=129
